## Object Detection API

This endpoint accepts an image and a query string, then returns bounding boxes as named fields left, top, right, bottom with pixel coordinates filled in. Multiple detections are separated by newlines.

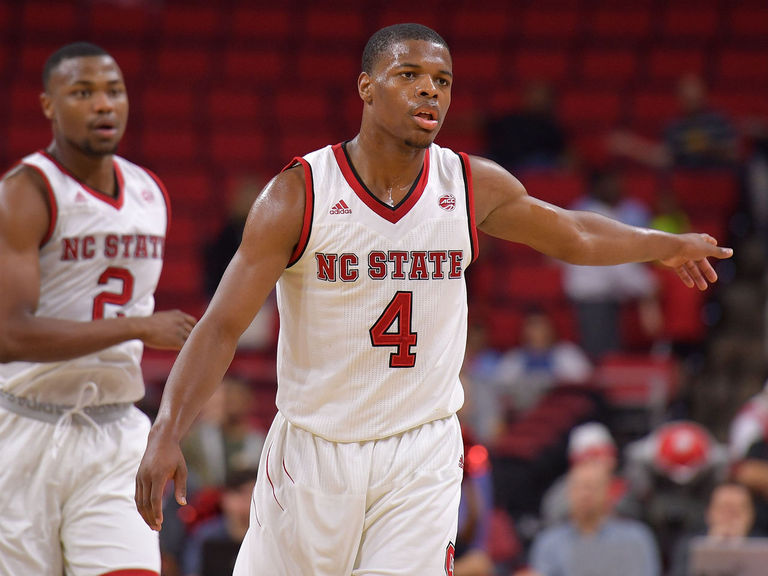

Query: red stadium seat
left=484, top=308, right=523, bottom=350
left=139, top=127, right=200, bottom=166
left=559, top=90, right=622, bottom=132
left=303, top=8, right=365, bottom=44
left=297, top=51, right=359, bottom=85
left=140, top=88, right=197, bottom=125
left=715, top=49, right=768, bottom=88
left=5, top=120, right=50, bottom=161
left=228, top=7, right=293, bottom=43
left=496, top=264, right=565, bottom=305
left=207, top=89, right=264, bottom=127
left=86, top=3, right=153, bottom=41
left=521, top=7, right=581, bottom=42
left=594, top=353, right=680, bottom=408
left=222, top=49, right=284, bottom=85
left=452, top=52, right=501, bottom=84
left=670, top=170, right=738, bottom=215
left=160, top=169, right=213, bottom=214
left=622, top=171, right=659, bottom=207
left=726, top=6, right=768, bottom=40
left=661, top=6, right=719, bottom=40
left=585, top=8, right=652, bottom=44
left=159, top=4, right=222, bottom=40
left=22, top=1, right=77, bottom=34
left=154, top=46, right=213, bottom=83
left=646, top=47, right=706, bottom=83
left=578, top=48, right=639, bottom=88
left=628, top=90, right=680, bottom=137
left=517, top=169, right=585, bottom=208
left=447, top=8, right=513, bottom=46
left=513, top=49, right=571, bottom=84
left=711, top=90, right=768, bottom=121
left=210, top=130, right=268, bottom=171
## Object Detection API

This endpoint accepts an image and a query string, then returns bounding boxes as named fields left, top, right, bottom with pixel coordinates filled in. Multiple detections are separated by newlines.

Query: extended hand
left=140, top=309, right=197, bottom=350
left=659, top=233, right=733, bottom=290
left=135, top=430, right=188, bottom=531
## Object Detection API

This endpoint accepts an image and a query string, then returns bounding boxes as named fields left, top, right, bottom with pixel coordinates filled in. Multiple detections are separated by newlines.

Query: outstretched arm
left=0, top=167, right=196, bottom=363
left=470, top=156, right=732, bottom=290
left=135, top=166, right=306, bottom=531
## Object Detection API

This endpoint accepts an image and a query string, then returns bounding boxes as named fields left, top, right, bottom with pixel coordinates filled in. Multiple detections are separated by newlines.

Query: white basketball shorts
left=233, top=411, right=464, bottom=576
left=0, top=404, right=160, bottom=576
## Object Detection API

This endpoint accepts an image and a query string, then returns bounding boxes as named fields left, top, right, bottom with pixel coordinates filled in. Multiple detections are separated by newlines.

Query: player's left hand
left=659, top=233, right=733, bottom=290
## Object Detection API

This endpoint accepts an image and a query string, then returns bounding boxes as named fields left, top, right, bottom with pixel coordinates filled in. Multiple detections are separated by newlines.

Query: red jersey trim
left=143, top=167, right=172, bottom=233
left=282, top=157, right=314, bottom=267
left=331, top=142, right=430, bottom=224
left=22, top=164, right=59, bottom=247
left=100, top=570, right=159, bottom=576
left=39, top=150, right=125, bottom=210
left=458, top=152, right=479, bottom=264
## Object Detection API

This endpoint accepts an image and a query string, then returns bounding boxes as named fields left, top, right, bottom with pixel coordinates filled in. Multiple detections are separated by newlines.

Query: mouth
left=412, top=107, right=439, bottom=131
left=91, top=118, right=118, bottom=137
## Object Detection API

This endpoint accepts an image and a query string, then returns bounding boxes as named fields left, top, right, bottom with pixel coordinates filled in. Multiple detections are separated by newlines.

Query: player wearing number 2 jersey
left=136, top=24, right=733, bottom=576
left=0, top=43, right=196, bottom=576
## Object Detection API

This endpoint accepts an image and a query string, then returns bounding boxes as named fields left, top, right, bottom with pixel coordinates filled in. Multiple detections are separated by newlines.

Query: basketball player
left=135, top=24, right=732, bottom=575
left=0, top=43, right=196, bottom=576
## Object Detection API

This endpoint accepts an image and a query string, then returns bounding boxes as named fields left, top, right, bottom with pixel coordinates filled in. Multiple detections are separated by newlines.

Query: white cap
left=568, top=422, right=616, bottom=464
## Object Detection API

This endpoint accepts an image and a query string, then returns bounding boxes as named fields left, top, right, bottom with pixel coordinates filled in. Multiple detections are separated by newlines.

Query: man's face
left=707, top=485, right=754, bottom=538
left=361, top=39, right=452, bottom=149
left=568, top=462, right=611, bottom=523
left=41, top=54, right=128, bottom=156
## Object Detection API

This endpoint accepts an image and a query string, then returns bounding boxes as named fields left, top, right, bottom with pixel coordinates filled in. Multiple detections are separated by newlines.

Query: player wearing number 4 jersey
left=136, top=23, right=733, bottom=576
left=0, top=43, right=196, bottom=576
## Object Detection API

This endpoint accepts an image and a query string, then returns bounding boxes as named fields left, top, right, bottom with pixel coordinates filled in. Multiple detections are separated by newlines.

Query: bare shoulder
left=0, top=164, right=51, bottom=246
left=465, top=154, right=528, bottom=226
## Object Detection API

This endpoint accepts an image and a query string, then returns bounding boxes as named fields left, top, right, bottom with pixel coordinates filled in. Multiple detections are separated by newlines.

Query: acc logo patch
left=438, top=194, right=456, bottom=211
left=141, top=189, right=155, bottom=202
left=445, top=542, right=455, bottom=576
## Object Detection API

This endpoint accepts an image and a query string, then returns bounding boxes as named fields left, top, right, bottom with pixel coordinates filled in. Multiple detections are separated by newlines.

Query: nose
left=417, top=76, right=439, bottom=99
left=91, top=90, right=114, bottom=112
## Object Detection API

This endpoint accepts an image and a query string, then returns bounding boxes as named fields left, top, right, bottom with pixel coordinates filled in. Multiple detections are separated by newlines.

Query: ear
left=40, top=91, right=54, bottom=120
left=358, top=72, right=373, bottom=104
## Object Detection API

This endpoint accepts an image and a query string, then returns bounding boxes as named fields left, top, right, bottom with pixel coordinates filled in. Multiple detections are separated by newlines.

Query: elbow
left=0, top=322, right=28, bottom=363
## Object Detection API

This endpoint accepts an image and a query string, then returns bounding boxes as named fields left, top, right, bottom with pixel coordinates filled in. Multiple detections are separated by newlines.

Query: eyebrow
left=68, top=79, right=125, bottom=86
left=398, top=62, right=453, bottom=77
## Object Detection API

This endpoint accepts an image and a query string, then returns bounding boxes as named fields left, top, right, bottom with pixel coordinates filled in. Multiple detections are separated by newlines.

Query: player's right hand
left=135, top=429, right=188, bottom=531
left=139, top=309, right=197, bottom=350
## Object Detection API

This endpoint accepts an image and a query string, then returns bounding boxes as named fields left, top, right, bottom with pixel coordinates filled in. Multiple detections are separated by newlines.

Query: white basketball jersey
left=275, top=142, right=478, bottom=442
left=0, top=151, right=169, bottom=405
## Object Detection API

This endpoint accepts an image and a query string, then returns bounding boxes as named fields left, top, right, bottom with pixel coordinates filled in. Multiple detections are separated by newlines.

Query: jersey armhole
left=23, top=163, right=58, bottom=247
left=282, top=158, right=314, bottom=267
left=458, top=152, right=479, bottom=264
left=143, top=167, right=172, bottom=233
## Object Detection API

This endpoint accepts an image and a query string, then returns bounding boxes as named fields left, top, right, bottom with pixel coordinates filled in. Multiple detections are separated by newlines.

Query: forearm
left=150, top=316, right=240, bottom=443
left=557, top=211, right=683, bottom=266
left=0, top=314, right=146, bottom=363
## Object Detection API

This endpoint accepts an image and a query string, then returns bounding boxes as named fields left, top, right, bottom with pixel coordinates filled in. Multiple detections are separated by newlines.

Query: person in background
left=668, top=481, right=760, bottom=576
left=526, top=460, right=661, bottom=576
left=486, top=81, right=569, bottom=171
left=493, top=306, right=593, bottom=421
left=181, top=467, right=258, bottom=576
left=562, top=169, right=662, bottom=358
left=0, top=42, right=196, bottom=576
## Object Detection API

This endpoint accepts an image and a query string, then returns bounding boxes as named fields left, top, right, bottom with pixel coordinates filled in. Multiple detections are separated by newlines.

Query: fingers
left=174, top=459, right=188, bottom=507
left=148, top=471, right=166, bottom=532
left=676, top=266, right=694, bottom=289
left=135, top=467, right=162, bottom=531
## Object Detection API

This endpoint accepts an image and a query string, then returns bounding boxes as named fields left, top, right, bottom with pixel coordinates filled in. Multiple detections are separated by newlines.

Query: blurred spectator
left=493, top=307, right=593, bottom=420
left=743, top=123, right=768, bottom=251
left=622, top=421, right=729, bottom=565
left=182, top=376, right=266, bottom=492
left=668, top=481, right=759, bottom=576
left=181, top=467, right=258, bottom=576
left=562, top=169, right=662, bottom=358
left=455, top=433, right=495, bottom=576
left=486, top=81, right=569, bottom=171
left=460, top=321, right=504, bottom=444
left=540, top=422, right=626, bottom=527
left=650, top=187, right=691, bottom=235
left=729, top=382, right=768, bottom=534
left=202, top=175, right=262, bottom=298
left=609, top=74, right=738, bottom=169
left=525, top=461, right=661, bottom=576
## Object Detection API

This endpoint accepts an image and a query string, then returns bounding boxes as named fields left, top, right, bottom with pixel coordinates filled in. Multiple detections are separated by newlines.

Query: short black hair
left=362, top=23, right=449, bottom=74
left=43, top=42, right=111, bottom=90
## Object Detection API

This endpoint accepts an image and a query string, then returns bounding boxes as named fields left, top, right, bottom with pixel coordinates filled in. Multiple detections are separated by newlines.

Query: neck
left=573, top=513, right=605, bottom=535
left=47, top=141, right=117, bottom=197
left=346, top=133, right=427, bottom=206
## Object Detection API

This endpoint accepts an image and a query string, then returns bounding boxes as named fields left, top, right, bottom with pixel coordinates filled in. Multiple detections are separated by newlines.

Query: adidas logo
left=74, top=191, right=87, bottom=203
left=329, top=199, right=351, bottom=215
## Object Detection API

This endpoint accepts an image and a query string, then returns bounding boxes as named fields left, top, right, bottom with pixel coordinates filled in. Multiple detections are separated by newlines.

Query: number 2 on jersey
left=369, top=291, right=417, bottom=368
left=92, top=267, right=134, bottom=319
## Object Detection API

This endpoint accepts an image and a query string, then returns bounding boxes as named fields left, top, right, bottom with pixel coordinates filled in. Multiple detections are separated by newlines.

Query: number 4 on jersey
left=369, top=291, right=417, bottom=368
